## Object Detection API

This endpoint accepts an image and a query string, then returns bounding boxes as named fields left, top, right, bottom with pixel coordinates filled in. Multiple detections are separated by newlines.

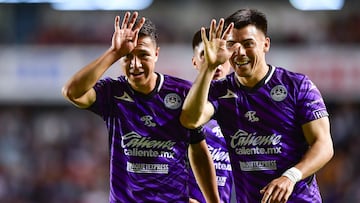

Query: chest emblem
left=164, top=93, right=182, bottom=109
left=270, top=85, right=287, bottom=102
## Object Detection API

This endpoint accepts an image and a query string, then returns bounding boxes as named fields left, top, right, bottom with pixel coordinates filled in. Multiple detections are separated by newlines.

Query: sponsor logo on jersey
left=245, top=111, right=259, bottom=122
left=312, top=108, right=329, bottom=119
left=164, top=93, right=182, bottom=109
left=270, top=85, right=287, bottom=102
left=141, top=115, right=156, bottom=127
left=240, top=160, right=277, bottom=171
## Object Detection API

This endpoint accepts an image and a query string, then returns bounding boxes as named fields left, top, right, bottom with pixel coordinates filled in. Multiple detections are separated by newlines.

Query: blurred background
left=0, top=0, right=359, bottom=202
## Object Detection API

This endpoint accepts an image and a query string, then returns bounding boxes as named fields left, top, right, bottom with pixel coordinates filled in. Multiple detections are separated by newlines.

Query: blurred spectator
left=0, top=106, right=109, bottom=203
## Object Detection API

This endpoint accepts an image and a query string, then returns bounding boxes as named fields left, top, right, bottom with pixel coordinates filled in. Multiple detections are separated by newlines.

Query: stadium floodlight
left=289, top=0, right=344, bottom=11
left=0, top=0, right=153, bottom=10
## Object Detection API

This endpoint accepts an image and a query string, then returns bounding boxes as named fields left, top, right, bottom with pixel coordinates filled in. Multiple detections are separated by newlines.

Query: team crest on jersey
left=270, top=85, right=287, bottom=102
left=164, top=93, right=182, bottom=109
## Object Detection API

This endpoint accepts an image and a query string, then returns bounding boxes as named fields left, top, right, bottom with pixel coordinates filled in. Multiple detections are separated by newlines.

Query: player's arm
left=62, top=49, right=121, bottom=108
left=188, top=140, right=220, bottom=203
left=261, top=117, right=334, bottom=203
left=181, top=19, right=235, bottom=129
left=180, top=61, right=216, bottom=128
left=62, top=12, right=145, bottom=108
left=295, top=116, right=334, bottom=180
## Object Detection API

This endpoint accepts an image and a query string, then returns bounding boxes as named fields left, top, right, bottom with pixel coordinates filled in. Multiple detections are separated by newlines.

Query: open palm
left=111, top=12, right=145, bottom=57
left=202, top=19, right=235, bottom=70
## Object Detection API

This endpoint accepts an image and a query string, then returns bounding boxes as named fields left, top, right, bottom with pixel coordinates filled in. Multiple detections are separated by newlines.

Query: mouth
left=234, top=60, right=250, bottom=66
left=130, top=72, right=145, bottom=78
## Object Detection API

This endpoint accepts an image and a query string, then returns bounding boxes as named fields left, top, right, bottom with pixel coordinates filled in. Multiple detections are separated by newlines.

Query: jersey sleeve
left=87, top=77, right=113, bottom=118
left=296, top=75, right=329, bottom=125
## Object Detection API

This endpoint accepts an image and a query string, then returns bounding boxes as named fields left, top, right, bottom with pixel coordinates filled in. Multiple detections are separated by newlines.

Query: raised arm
left=180, top=19, right=236, bottom=129
left=61, top=12, right=145, bottom=108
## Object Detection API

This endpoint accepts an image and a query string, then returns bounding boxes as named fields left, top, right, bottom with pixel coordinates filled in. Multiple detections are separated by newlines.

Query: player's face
left=192, top=42, right=232, bottom=80
left=120, top=36, right=159, bottom=94
left=227, top=25, right=270, bottom=82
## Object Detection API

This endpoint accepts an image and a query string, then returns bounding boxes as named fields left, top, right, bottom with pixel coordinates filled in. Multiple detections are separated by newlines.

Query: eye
left=141, top=53, right=150, bottom=58
left=226, top=41, right=235, bottom=48
left=125, top=54, right=133, bottom=60
left=243, top=41, right=255, bottom=48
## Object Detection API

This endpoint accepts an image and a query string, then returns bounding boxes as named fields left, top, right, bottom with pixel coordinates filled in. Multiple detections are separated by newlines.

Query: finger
left=133, top=29, right=140, bottom=46
left=128, top=12, right=138, bottom=30
left=209, top=19, right=216, bottom=40
left=200, top=27, right=208, bottom=44
left=216, top=18, right=224, bottom=38
left=261, top=187, right=274, bottom=203
left=222, top=22, right=233, bottom=40
left=121, top=12, right=131, bottom=29
left=270, top=188, right=284, bottom=203
left=133, top=17, right=145, bottom=31
left=132, top=17, right=145, bottom=42
left=281, top=187, right=292, bottom=203
left=114, top=16, right=120, bottom=31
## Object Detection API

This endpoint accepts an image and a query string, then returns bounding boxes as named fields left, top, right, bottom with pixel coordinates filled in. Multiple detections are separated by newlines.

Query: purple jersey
left=188, top=119, right=233, bottom=203
left=209, top=66, right=328, bottom=203
left=88, top=73, right=204, bottom=203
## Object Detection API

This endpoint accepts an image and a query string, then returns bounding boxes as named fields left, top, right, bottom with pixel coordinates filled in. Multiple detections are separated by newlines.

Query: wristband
left=282, top=167, right=302, bottom=183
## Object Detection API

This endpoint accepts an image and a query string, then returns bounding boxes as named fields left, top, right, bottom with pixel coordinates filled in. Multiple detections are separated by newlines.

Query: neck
left=236, top=64, right=269, bottom=88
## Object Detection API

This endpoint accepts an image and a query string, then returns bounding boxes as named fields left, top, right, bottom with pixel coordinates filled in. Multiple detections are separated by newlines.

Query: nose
left=130, top=57, right=142, bottom=69
left=235, top=44, right=246, bottom=56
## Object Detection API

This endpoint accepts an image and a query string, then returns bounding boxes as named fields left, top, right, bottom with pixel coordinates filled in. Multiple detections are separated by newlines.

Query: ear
left=154, top=46, right=160, bottom=62
left=263, top=37, right=270, bottom=52
left=192, top=57, right=197, bottom=68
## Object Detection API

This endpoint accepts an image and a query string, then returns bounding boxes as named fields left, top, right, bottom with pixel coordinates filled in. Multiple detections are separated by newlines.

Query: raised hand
left=111, top=12, right=145, bottom=57
left=201, top=18, right=236, bottom=70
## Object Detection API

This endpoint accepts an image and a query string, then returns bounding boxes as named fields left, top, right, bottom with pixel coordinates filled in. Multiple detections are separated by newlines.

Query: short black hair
left=136, top=18, right=158, bottom=46
left=224, top=8, right=268, bottom=36
left=192, top=28, right=210, bottom=51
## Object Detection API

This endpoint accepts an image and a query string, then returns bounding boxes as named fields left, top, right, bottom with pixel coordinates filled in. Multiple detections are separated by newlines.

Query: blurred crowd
left=0, top=102, right=359, bottom=203
left=1, top=3, right=360, bottom=45
left=0, top=105, right=109, bottom=203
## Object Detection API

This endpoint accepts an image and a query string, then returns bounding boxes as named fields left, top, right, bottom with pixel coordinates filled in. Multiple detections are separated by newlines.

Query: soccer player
left=62, top=12, right=220, bottom=203
left=188, top=28, right=234, bottom=203
left=180, top=8, right=334, bottom=203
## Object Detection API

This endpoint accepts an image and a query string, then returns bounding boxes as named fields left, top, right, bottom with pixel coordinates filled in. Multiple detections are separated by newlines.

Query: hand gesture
left=260, top=176, right=295, bottom=203
left=201, top=19, right=236, bottom=70
left=111, top=12, right=145, bottom=57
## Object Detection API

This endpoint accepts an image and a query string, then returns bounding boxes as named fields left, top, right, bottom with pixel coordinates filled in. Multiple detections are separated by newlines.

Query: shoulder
left=162, top=74, right=192, bottom=89
left=274, top=66, right=308, bottom=82
left=211, top=72, right=235, bottom=86
left=97, top=76, right=126, bottom=84
left=94, top=76, right=127, bottom=92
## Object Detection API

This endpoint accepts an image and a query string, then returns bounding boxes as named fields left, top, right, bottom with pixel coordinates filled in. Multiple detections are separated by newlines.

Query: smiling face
left=227, top=25, right=270, bottom=86
left=120, top=36, right=159, bottom=94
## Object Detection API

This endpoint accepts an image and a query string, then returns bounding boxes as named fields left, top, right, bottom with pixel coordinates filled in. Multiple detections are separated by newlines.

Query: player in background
left=188, top=28, right=234, bottom=203
left=180, top=8, right=334, bottom=203
left=62, top=11, right=220, bottom=203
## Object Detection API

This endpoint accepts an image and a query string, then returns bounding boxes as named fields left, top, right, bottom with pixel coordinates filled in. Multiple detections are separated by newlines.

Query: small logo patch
left=270, top=85, right=287, bottom=102
left=164, top=93, right=182, bottom=109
